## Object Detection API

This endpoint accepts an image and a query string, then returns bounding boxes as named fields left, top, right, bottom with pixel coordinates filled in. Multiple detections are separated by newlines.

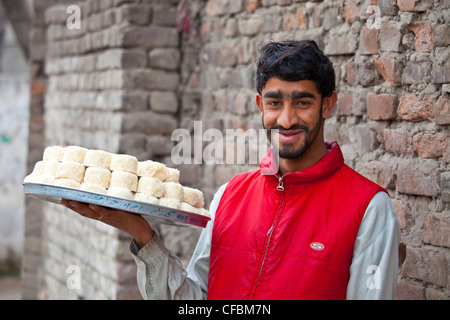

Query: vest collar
left=260, top=141, right=344, bottom=183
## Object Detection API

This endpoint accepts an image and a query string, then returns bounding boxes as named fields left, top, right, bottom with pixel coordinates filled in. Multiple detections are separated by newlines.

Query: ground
left=0, top=276, right=21, bottom=300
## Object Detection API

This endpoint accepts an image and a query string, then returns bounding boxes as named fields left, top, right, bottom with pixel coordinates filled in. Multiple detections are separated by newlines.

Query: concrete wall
left=0, top=7, right=29, bottom=272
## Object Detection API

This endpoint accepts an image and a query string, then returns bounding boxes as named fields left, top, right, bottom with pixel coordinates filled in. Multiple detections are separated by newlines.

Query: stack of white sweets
left=24, top=146, right=209, bottom=217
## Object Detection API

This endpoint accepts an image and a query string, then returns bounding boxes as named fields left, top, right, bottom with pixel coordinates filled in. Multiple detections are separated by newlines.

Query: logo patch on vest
left=310, top=242, right=325, bottom=251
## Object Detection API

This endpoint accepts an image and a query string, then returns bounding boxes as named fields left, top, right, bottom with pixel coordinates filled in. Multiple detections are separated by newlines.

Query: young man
left=63, top=40, right=400, bottom=300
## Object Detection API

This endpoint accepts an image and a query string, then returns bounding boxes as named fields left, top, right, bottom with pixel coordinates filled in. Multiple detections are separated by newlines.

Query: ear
left=255, top=94, right=263, bottom=113
left=322, top=91, right=337, bottom=119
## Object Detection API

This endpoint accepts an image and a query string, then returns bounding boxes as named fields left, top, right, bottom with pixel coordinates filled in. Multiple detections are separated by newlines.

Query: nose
left=277, top=105, right=299, bottom=129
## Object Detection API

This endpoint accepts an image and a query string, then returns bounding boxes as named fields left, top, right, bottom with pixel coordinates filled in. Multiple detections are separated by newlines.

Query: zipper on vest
left=276, top=173, right=284, bottom=191
left=250, top=174, right=285, bottom=298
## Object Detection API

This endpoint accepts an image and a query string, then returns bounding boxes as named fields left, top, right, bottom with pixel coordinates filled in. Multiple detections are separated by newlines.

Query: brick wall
left=182, top=0, right=449, bottom=300
left=28, top=0, right=188, bottom=299
left=25, top=0, right=449, bottom=299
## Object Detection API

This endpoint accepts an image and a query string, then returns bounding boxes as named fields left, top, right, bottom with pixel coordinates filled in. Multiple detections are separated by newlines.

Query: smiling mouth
left=277, top=130, right=304, bottom=142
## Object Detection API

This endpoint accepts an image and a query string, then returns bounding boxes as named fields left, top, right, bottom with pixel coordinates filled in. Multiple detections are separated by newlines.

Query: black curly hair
left=256, top=40, right=336, bottom=98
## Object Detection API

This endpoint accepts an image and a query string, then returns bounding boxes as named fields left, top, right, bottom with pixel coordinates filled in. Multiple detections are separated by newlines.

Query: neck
left=278, top=139, right=328, bottom=176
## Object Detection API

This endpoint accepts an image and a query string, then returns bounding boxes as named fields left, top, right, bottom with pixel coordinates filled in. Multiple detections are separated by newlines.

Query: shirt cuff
left=129, top=231, right=173, bottom=268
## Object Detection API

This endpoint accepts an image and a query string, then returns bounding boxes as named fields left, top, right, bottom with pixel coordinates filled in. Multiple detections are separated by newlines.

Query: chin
left=277, top=143, right=308, bottom=160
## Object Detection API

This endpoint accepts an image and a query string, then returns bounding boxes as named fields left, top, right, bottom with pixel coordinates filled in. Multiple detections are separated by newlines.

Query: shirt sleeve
left=346, top=191, right=401, bottom=300
left=129, top=183, right=227, bottom=300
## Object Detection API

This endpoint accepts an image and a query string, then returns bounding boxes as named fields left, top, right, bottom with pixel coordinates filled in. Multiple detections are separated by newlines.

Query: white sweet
left=163, top=182, right=184, bottom=200
left=134, top=192, right=159, bottom=205
left=62, top=146, right=88, bottom=163
left=110, top=171, right=138, bottom=192
left=30, top=160, right=46, bottom=176
left=164, top=168, right=180, bottom=183
left=137, top=160, right=168, bottom=181
left=83, top=149, right=112, bottom=169
left=136, top=176, right=164, bottom=198
left=43, top=160, right=59, bottom=176
left=43, top=146, right=65, bottom=162
left=107, top=187, right=134, bottom=200
left=80, top=182, right=107, bottom=194
left=199, top=208, right=210, bottom=217
left=24, top=174, right=38, bottom=183
left=179, top=202, right=200, bottom=214
left=54, top=178, right=81, bottom=189
left=83, top=167, right=111, bottom=189
left=159, top=197, right=180, bottom=209
left=35, top=174, right=56, bottom=185
left=110, top=154, right=138, bottom=174
left=55, top=161, right=86, bottom=183
left=182, top=186, right=204, bottom=208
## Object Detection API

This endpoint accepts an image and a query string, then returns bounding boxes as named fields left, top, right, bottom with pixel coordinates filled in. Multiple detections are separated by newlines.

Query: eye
left=295, top=100, right=311, bottom=108
left=266, top=100, right=282, bottom=107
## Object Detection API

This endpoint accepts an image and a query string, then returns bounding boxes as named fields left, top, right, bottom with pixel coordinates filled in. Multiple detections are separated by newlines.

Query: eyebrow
left=263, top=90, right=316, bottom=100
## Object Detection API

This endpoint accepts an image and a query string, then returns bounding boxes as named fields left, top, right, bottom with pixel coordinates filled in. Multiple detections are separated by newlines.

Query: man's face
left=256, top=78, right=326, bottom=159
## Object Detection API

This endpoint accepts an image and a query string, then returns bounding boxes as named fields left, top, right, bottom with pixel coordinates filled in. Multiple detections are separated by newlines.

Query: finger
left=65, top=201, right=103, bottom=220
left=88, top=204, right=113, bottom=221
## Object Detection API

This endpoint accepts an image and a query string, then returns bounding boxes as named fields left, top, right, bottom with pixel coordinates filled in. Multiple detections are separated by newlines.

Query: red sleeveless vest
left=207, top=142, right=385, bottom=300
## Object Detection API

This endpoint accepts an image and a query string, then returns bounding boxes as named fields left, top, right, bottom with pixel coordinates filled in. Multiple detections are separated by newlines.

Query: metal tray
left=23, top=182, right=210, bottom=228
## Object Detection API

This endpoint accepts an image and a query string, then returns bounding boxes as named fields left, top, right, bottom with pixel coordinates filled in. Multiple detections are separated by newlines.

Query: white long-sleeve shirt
left=130, top=184, right=400, bottom=300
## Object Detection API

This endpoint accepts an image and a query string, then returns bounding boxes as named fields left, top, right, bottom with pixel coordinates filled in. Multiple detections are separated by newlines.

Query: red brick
left=397, top=0, right=433, bottom=12
left=391, top=198, right=413, bottom=230
left=397, top=0, right=416, bottom=11
left=374, top=57, right=403, bottom=86
left=344, top=63, right=357, bottom=85
left=379, top=21, right=403, bottom=52
left=277, top=0, right=292, bottom=5
left=398, top=93, right=434, bottom=122
left=336, top=91, right=366, bottom=116
left=434, top=24, right=450, bottom=46
left=217, top=42, right=237, bottom=67
left=31, top=81, right=46, bottom=96
left=401, top=246, right=447, bottom=287
left=444, top=141, right=450, bottom=163
left=383, top=129, right=413, bottom=156
left=431, top=48, right=450, bottom=84
left=29, top=116, right=45, bottom=133
left=312, top=5, right=322, bottom=28
left=360, top=26, right=379, bottom=54
left=282, top=10, right=297, bottom=30
left=408, top=21, right=434, bottom=53
left=432, top=94, right=450, bottom=125
left=238, top=17, right=261, bottom=36
left=354, top=124, right=379, bottom=153
left=233, top=91, right=248, bottom=115
left=246, top=0, right=262, bottom=13
left=296, top=7, right=307, bottom=29
left=228, top=0, right=243, bottom=14
left=336, top=92, right=353, bottom=116
left=397, top=158, right=440, bottom=197
left=395, top=279, right=426, bottom=300
left=205, top=0, right=227, bottom=16
left=341, top=0, right=357, bottom=23
left=412, top=132, right=448, bottom=159
left=367, top=93, right=398, bottom=120
left=426, top=288, right=450, bottom=300
left=324, top=27, right=358, bottom=55
left=360, top=160, right=396, bottom=190
left=344, top=62, right=376, bottom=86
left=423, top=212, right=450, bottom=248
